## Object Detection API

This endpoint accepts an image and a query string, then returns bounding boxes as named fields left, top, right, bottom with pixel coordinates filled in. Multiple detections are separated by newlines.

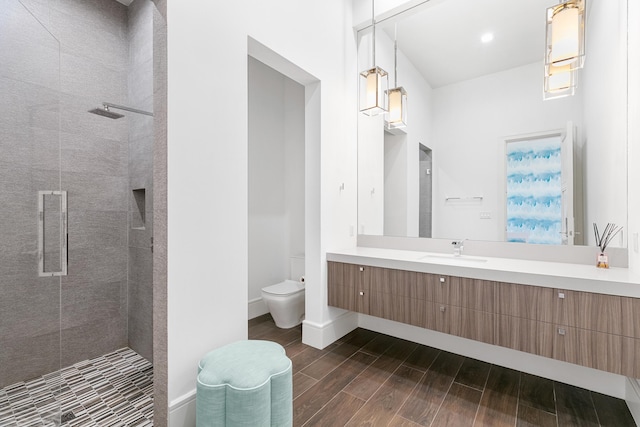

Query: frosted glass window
left=506, top=136, right=562, bottom=245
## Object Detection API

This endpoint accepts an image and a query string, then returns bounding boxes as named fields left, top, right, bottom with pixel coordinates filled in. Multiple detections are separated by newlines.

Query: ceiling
left=380, top=0, right=555, bottom=88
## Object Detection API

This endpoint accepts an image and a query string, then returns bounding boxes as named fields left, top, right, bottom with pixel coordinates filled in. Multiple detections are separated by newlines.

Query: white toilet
left=261, top=256, right=305, bottom=329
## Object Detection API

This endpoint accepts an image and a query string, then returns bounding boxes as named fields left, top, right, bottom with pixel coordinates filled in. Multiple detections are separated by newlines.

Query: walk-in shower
left=1, top=0, right=156, bottom=425
left=88, top=102, right=154, bottom=119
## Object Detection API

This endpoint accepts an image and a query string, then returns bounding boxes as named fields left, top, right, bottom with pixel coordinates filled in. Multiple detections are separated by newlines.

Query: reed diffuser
left=593, top=223, right=622, bottom=268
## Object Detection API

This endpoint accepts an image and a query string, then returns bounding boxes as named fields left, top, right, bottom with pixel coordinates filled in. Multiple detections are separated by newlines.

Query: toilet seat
left=262, top=280, right=304, bottom=296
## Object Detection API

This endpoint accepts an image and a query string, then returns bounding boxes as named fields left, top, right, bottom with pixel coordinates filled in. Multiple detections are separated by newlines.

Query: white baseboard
left=302, top=310, right=358, bottom=349
left=248, top=297, right=269, bottom=320
left=626, top=378, right=640, bottom=425
left=358, top=314, right=628, bottom=399
left=168, top=389, right=196, bottom=427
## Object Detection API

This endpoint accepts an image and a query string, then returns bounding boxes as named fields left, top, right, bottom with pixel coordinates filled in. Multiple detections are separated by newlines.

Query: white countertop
left=327, top=247, right=640, bottom=298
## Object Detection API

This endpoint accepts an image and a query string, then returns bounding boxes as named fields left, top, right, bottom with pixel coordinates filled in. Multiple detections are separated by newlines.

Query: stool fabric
left=196, top=340, right=292, bottom=427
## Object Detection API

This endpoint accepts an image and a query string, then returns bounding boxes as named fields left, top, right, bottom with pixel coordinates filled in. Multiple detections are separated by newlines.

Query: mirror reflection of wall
left=357, top=0, right=628, bottom=247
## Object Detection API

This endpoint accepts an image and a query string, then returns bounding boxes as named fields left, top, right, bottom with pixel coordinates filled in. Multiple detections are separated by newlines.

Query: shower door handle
left=38, top=190, right=68, bottom=277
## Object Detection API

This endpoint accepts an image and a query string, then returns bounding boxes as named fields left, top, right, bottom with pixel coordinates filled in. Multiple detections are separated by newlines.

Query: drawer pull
left=359, top=291, right=364, bottom=296
left=558, top=328, right=566, bottom=336
left=558, top=292, right=565, bottom=299
left=439, top=277, right=445, bottom=283
left=440, top=306, right=446, bottom=312
left=359, top=267, right=365, bottom=272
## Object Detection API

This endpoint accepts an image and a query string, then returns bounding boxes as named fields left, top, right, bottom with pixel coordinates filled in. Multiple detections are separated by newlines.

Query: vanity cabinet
left=327, top=261, right=640, bottom=378
left=327, top=262, right=369, bottom=313
left=552, top=290, right=640, bottom=377
left=496, top=282, right=555, bottom=358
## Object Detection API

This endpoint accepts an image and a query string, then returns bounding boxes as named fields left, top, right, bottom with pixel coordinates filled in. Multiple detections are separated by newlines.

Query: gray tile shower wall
left=0, top=0, right=134, bottom=387
left=152, top=3, right=168, bottom=424
left=127, top=0, right=154, bottom=363
left=54, top=0, right=130, bottom=369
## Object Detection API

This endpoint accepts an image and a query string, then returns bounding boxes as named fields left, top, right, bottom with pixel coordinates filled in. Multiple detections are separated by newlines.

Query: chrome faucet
left=452, top=239, right=466, bottom=256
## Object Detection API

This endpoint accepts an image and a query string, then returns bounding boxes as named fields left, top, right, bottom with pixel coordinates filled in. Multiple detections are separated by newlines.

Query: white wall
left=284, top=78, right=306, bottom=260
left=248, top=58, right=304, bottom=307
left=358, top=112, right=385, bottom=235
left=357, top=28, right=433, bottom=237
left=630, top=0, right=640, bottom=275
left=430, top=62, right=584, bottom=241
left=352, top=0, right=435, bottom=28
left=356, top=28, right=386, bottom=236
left=166, top=0, right=358, bottom=421
left=384, top=133, right=408, bottom=235
left=582, top=0, right=628, bottom=248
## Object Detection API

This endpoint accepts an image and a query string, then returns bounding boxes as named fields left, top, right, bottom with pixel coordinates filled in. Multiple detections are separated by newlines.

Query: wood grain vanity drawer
left=621, top=297, right=640, bottom=339
left=448, top=306, right=496, bottom=345
left=552, top=325, right=625, bottom=376
left=328, top=283, right=358, bottom=312
left=417, top=272, right=449, bottom=303
left=328, top=261, right=356, bottom=288
left=496, top=282, right=554, bottom=322
left=496, top=315, right=553, bottom=358
left=370, top=268, right=420, bottom=299
left=369, top=291, right=412, bottom=325
left=554, top=290, right=623, bottom=336
left=423, top=303, right=495, bottom=345
left=327, top=262, right=369, bottom=313
left=621, top=337, right=640, bottom=378
left=448, top=276, right=495, bottom=312
left=424, top=302, right=451, bottom=334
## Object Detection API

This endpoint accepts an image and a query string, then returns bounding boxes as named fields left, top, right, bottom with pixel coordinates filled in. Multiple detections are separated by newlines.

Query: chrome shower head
left=88, top=105, right=125, bottom=119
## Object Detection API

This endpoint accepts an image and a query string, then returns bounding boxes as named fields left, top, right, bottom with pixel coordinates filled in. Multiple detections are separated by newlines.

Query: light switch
left=479, top=211, right=492, bottom=219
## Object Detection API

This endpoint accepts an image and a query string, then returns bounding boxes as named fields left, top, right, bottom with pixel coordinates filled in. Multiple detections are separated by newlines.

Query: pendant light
left=543, top=63, right=577, bottom=100
left=543, top=0, right=585, bottom=100
left=385, top=24, right=408, bottom=130
left=359, top=0, right=388, bottom=116
left=545, top=0, right=586, bottom=69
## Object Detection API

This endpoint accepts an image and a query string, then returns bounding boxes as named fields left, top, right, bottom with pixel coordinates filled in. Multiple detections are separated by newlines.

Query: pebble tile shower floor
left=0, top=348, right=153, bottom=427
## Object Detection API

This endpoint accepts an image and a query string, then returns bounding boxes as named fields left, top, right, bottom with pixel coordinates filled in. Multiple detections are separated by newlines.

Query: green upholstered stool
left=196, top=340, right=293, bottom=427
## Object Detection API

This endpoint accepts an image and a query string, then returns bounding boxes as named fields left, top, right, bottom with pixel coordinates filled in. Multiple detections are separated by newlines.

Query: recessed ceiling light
left=481, top=33, right=494, bottom=43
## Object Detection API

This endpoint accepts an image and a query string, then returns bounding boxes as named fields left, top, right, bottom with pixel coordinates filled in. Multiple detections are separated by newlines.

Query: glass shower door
left=0, top=0, right=62, bottom=425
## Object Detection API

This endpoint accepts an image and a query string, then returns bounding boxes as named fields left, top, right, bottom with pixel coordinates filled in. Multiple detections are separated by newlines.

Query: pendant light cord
left=372, top=0, right=376, bottom=67
left=394, top=24, right=398, bottom=87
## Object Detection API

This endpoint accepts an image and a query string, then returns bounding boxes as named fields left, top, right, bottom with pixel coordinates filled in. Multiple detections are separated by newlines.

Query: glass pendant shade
left=546, top=0, right=586, bottom=69
left=385, top=86, right=407, bottom=129
left=359, top=66, right=388, bottom=116
left=543, top=63, right=577, bottom=100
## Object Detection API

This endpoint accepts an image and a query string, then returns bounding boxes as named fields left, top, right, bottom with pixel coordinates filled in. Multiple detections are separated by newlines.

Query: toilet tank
left=289, top=255, right=305, bottom=282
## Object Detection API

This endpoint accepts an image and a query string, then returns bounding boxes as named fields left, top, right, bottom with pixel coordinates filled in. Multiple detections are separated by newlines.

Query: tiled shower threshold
left=0, top=348, right=153, bottom=427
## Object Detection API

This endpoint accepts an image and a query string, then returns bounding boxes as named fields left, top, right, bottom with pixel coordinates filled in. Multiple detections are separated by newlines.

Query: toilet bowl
left=261, top=280, right=305, bottom=329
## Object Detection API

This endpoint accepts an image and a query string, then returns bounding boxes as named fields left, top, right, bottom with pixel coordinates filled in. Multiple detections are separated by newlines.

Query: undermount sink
left=419, top=254, right=488, bottom=263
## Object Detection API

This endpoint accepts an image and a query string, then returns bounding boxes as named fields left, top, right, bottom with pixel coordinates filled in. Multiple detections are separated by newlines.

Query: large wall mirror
left=357, top=0, right=628, bottom=248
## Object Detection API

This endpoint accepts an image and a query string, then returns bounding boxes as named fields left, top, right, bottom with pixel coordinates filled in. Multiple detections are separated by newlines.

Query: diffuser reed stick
left=593, top=222, right=622, bottom=268
left=594, top=222, right=622, bottom=252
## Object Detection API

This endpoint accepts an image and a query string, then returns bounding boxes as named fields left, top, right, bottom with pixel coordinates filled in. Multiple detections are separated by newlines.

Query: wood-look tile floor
left=249, top=314, right=637, bottom=427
